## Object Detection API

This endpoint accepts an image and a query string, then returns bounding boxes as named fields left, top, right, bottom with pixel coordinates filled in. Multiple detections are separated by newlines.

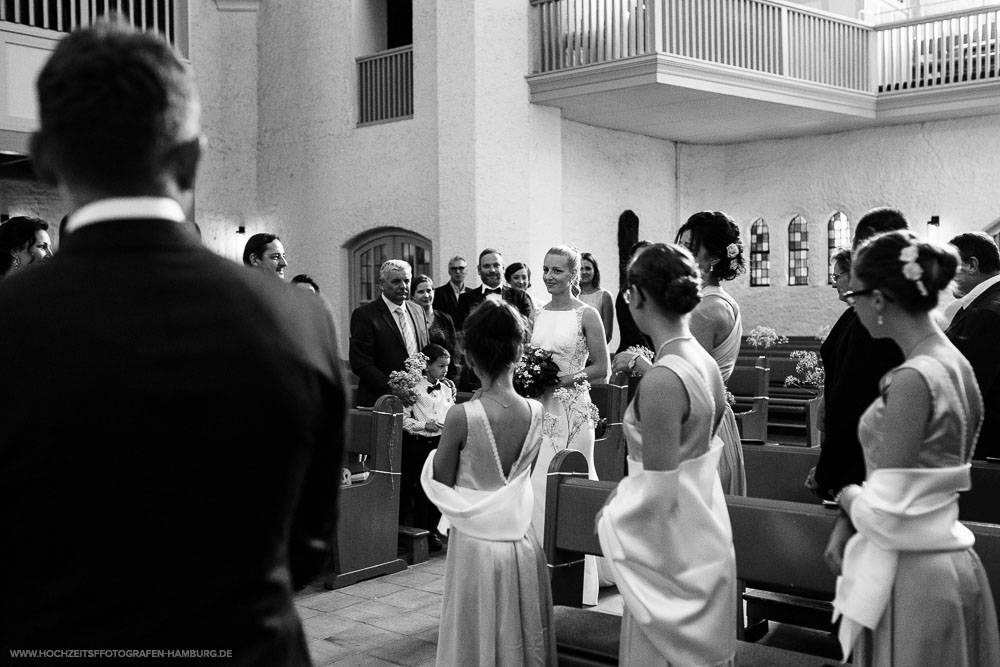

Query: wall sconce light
left=927, top=216, right=940, bottom=244
left=237, top=225, right=246, bottom=234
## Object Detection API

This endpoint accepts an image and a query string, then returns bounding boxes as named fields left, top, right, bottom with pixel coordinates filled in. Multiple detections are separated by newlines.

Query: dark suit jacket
left=946, top=280, right=1000, bottom=460
left=0, top=219, right=346, bottom=663
left=615, top=289, right=652, bottom=354
left=813, top=308, right=904, bottom=499
left=349, top=297, right=430, bottom=407
left=456, top=285, right=532, bottom=329
left=433, top=283, right=463, bottom=324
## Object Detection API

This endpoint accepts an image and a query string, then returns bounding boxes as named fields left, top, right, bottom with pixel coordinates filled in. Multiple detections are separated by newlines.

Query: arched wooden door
left=349, top=229, right=432, bottom=310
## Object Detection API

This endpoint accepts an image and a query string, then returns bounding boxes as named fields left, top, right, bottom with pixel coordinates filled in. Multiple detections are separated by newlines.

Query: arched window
left=349, top=228, right=432, bottom=311
left=827, top=211, right=851, bottom=283
left=749, top=217, right=770, bottom=287
left=788, top=215, right=809, bottom=286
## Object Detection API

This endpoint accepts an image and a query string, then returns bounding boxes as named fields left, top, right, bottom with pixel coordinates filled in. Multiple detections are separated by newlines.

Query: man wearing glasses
left=434, top=255, right=468, bottom=323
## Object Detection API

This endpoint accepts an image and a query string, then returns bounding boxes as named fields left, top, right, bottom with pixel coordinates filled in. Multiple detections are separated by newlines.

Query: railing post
left=647, top=0, right=663, bottom=53
left=780, top=6, right=790, bottom=77
left=868, top=27, right=878, bottom=92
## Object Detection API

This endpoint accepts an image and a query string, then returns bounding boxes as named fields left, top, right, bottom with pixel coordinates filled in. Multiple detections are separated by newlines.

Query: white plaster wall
left=187, top=2, right=260, bottom=262
left=257, top=0, right=438, bottom=341
left=678, top=113, right=1000, bottom=336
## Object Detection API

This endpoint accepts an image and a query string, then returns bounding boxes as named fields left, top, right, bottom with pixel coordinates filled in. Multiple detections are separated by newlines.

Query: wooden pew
left=729, top=356, right=769, bottom=442
left=545, top=450, right=1000, bottom=665
left=590, top=374, right=629, bottom=483
left=325, top=394, right=408, bottom=589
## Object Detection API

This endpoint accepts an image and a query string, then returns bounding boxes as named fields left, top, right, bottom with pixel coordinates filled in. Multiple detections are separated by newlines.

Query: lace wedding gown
left=529, top=305, right=602, bottom=605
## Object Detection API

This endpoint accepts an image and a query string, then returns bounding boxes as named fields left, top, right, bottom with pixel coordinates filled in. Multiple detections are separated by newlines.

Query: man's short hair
left=950, top=232, right=1000, bottom=274
left=852, top=208, right=909, bottom=250
left=447, top=255, right=466, bottom=266
left=478, top=248, right=502, bottom=264
left=32, top=21, right=199, bottom=193
left=831, top=247, right=852, bottom=270
left=243, top=233, right=279, bottom=266
left=379, top=259, right=412, bottom=281
left=291, top=274, right=320, bottom=293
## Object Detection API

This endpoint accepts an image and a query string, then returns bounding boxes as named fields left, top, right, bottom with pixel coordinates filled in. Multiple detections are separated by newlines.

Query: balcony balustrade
left=356, top=45, right=413, bottom=127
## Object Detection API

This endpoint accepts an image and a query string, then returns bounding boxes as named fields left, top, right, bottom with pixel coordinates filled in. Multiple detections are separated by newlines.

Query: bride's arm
left=559, top=306, right=609, bottom=386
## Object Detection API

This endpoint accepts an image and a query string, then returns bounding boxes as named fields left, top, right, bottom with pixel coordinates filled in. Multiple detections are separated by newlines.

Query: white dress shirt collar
left=960, top=272, right=1000, bottom=309
left=381, top=293, right=408, bottom=313
left=66, top=197, right=186, bottom=234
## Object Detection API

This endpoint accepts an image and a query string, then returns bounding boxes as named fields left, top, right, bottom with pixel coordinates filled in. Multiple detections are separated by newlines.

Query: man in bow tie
left=456, top=248, right=532, bottom=329
left=350, top=259, right=430, bottom=407
left=945, top=232, right=1000, bottom=460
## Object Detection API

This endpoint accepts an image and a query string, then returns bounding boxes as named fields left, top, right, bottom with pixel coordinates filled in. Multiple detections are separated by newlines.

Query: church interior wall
left=678, top=113, right=1000, bottom=336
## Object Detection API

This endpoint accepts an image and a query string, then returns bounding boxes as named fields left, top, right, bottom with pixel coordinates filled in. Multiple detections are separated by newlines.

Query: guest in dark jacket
left=456, top=248, right=533, bottom=329
left=412, top=274, right=459, bottom=382
left=809, top=208, right=908, bottom=500
left=433, top=255, right=468, bottom=323
left=946, top=231, right=1000, bottom=460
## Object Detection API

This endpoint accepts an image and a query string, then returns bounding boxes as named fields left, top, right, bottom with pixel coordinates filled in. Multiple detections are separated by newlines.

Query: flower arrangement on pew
left=513, top=344, right=561, bottom=398
left=388, top=352, right=429, bottom=407
left=542, top=373, right=603, bottom=452
left=745, top=325, right=788, bottom=351
left=623, top=344, right=654, bottom=377
left=783, top=350, right=825, bottom=396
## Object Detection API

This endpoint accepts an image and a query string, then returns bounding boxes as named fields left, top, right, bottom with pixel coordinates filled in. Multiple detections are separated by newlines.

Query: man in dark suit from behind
left=946, top=231, right=1000, bottom=460
left=0, top=23, right=345, bottom=664
left=433, top=254, right=468, bottom=323
left=809, top=207, right=908, bottom=500
left=349, top=259, right=430, bottom=407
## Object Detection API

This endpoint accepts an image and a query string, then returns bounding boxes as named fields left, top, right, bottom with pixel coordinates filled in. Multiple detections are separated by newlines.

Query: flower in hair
left=726, top=243, right=740, bottom=258
left=899, top=242, right=928, bottom=296
left=730, top=259, right=739, bottom=270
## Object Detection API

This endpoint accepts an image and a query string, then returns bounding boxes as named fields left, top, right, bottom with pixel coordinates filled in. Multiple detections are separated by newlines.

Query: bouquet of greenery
left=542, top=374, right=603, bottom=449
left=745, top=325, right=788, bottom=351
left=513, top=344, right=561, bottom=398
left=387, top=352, right=429, bottom=406
left=783, top=350, right=825, bottom=395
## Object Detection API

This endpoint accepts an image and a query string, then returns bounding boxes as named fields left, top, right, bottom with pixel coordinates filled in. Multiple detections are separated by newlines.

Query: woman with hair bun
left=421, top=299, right=555, bottom=666
left=675, top=211, right=747, bottom=495
left=597, top=243, right=736, bottom=666
left=827, top=231, right=1000, bottom=666
left=529, top=244, right=609, bottom=605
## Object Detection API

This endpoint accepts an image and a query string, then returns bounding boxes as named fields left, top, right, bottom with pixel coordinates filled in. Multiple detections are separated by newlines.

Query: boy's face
left=427, top=356, right=450, bottom=381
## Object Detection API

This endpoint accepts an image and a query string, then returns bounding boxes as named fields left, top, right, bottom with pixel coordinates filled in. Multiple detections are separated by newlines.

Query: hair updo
left=853, top=231, right=957, bottom=314
left=463, top=299, right=526, bottom=379
left=627, top=243, right=702, bottom=315
left=545, top=245, right=581, bottom=293
left=675, top=211, right=745, bottom=281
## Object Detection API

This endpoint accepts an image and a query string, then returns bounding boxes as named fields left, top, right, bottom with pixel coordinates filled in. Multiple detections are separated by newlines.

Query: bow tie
left=484, top=287, right=502, bottom=295
left=427, top=382, right=441, bottom=394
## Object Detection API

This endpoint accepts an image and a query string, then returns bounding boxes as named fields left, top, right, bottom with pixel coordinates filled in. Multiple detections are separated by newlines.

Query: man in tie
left=433, top=255, right=468, bottom=323
left=456, top=248, right=533, bottom=329
left=350, top=259, right=430, bottom=407
left=946, top=231, right=1000, bottom=460
left=243, top=232, right=289, bottom=280
left=1, top=22, right=346, bottom=661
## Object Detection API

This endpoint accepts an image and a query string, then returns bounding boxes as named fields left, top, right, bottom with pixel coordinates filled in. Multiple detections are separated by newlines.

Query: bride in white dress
left=529, top=245, right=609, bottom=606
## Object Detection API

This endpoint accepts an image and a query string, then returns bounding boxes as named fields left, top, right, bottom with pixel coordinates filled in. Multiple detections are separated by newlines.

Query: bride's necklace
left=481, top=393, right=513, bottom=409
left=656, top=335, right=694, bottom=359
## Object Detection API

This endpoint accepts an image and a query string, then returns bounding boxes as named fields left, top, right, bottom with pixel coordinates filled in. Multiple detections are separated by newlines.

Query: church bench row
left=544, top=449, right=1000, bottom=666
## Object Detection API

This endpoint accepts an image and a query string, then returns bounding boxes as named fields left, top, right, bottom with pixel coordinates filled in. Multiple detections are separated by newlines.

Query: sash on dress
left=833, top=464, right=974, bottom=661
left=596, top=437, right=736, bottom=666
left=420, top=449, right=535, bottom=542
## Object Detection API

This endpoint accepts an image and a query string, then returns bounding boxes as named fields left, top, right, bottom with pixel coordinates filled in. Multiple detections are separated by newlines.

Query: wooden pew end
left=398, top=526, right=430, bottom=565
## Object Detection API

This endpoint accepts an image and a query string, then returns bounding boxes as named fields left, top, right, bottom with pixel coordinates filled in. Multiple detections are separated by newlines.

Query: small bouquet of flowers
left=623, top=344, right=654, bottom=376
left=783, top=350, right=825, bottom=396
left=388, top=352, right=429, bottom=407
left=745, top=325, right=788, bottom=351
left=513, top=344, right=561, bottom=399
left=543, top=374, right=603, bottom=448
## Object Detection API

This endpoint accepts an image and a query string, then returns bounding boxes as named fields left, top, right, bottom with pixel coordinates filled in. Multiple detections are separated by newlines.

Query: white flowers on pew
left=744, top=325, right=788, bottom=351
left=388, top=352, right=429, bottom=407
left=543, top=373, right=602, bottom=452
left=782, top=350, right=825, bottom=396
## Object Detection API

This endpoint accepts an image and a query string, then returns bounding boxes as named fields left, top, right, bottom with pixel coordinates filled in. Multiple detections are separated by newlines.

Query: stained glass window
left=828, top=211, right=851, bottom=283
left=788, top=215, right=809, bottom=286
left=749, top=218, right=770, bottom=287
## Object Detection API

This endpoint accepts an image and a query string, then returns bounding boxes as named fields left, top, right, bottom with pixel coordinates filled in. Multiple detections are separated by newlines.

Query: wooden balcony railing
left=0, top=0, right=189, bottom=58
left=356, top=45, right=413, bottom=126
left=532, top=0, right=999, bottom=93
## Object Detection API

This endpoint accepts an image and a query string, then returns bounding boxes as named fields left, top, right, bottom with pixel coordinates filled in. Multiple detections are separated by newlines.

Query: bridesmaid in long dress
left=827, top=231, right=1000, bottom=666
left=422, top=299, right=556, bottom=666
left=597, top=243, right=737, bottom=666
left=530, top=245, right=609, bottom=605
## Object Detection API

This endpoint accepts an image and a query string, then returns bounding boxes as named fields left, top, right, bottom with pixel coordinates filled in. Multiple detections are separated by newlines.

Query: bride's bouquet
left=513, top=344, right=561, bottom=399
left=388, top=352, right=429, bottom=407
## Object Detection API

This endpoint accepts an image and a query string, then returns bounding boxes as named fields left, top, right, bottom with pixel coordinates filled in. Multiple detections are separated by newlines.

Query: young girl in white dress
left=421, top=300, right=556, bottom=666
left=529, top=245, right=609, bottom=605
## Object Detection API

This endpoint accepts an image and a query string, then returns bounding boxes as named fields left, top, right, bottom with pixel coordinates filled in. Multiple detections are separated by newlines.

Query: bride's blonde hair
left=545, top=245, right=581, bottom=295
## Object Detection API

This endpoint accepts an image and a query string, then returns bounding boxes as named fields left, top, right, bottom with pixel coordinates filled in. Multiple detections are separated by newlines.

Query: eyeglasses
left=832, top=270, right=849, bottom=282
left=448, top=266, right=467, bottom=272
left=843, top=288, right=875, bottom=305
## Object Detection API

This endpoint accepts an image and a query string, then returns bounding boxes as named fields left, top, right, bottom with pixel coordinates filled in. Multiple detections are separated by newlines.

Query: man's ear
left=967, top=256, right=981, bottom=276
left=29, top=132, right=58, bottom=186
left=165, top=135, right=203, bottom=191
left=250, top=254, right=261, bottom=267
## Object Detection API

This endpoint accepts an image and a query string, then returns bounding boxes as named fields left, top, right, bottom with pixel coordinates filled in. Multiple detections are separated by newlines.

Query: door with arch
left=350, top=229, right=432, bottom=310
